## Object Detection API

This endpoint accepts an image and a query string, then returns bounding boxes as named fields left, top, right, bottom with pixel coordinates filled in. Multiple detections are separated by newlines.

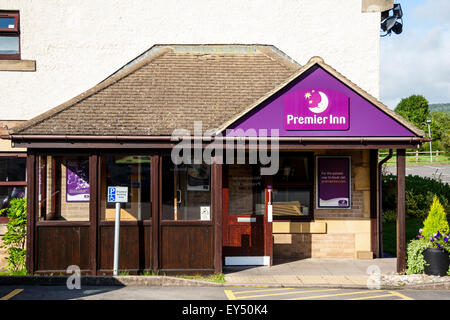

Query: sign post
left=107, top=186, right=128, bottom=276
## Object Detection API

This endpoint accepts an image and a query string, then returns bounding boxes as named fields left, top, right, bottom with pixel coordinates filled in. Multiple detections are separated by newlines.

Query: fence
left=378, top=150, right=449, bottom=163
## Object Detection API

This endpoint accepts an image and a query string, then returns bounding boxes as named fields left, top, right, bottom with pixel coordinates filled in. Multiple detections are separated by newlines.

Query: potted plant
left=418, top=196, right=450, bottom=276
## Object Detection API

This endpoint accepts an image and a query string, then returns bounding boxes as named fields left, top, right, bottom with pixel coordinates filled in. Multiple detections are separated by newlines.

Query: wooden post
left=151, top=155, right=160, bottom=273
left=212, top=156, right=223, bottom=273
left=396, top=149, right=406, bottom=273
left=369, top=149, right=378, bottom=257
left=89, top=154, right=98, bottom=275
left=26, top=153, right=36, bottom=275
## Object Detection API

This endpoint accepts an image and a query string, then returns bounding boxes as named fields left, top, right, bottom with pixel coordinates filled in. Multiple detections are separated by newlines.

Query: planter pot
left=423, top=248, right=450, bottom=276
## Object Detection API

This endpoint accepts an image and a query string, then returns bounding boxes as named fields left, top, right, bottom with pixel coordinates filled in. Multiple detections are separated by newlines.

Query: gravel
left=381, top=273, right=450, bottom=287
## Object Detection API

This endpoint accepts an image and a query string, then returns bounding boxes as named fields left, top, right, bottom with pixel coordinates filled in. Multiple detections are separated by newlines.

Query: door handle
left=177, top=189, right=181, bottom=204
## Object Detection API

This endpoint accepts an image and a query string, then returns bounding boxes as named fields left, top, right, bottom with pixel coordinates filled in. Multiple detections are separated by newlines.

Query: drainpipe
left=378, top=149, right=393, bottom=258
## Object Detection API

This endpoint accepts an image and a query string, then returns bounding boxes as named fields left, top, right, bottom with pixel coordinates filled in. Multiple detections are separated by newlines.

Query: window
left=38, top=155, right=90, bottom=221
left=227, top=164, right=265, bottom=216
left=162, top=156, right=211, bottom=221
left=0, top=11, right=20, bottom=59
left=0, top=155, right=26, bottom=221
left=100, top=155, right=151, bottom=221
left=271, top=152, right=313, bottom=219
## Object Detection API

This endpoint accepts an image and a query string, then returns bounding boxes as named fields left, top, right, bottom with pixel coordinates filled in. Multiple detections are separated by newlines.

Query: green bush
left=405, top=197, right=450, bottom=275
left=406, top=239, right=430, bottom=275
left=382, top=174, right=450, bottom=220
left=421, top=195, right=449, bottom=240
left=0, top=198, right=27, bottom=272
left=382, top=209, right=397, bottom=223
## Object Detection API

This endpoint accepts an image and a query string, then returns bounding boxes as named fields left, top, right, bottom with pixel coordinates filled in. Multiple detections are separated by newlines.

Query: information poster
left=317, top=156, right=350, bottom=208
left=66, top=159, right=90, bottom=202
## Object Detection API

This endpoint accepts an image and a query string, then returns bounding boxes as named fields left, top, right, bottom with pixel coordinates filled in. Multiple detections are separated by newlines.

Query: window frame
left=161, top=155, right=213, bottom=222
left=0, top=11, right=20, bottom=60
left=36, top=154, right=93, bottom=222
left=0, top=153, right=27, bottom=223
left=271, top=152, right=315, bottom=222
left=100, top=153, right=153, bottom=222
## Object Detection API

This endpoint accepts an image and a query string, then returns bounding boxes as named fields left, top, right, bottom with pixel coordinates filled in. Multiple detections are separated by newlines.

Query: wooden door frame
left=222, top=164, right=273, bottom=266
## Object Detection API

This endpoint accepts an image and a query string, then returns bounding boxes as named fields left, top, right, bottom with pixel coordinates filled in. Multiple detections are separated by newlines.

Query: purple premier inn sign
left=317, top=156, right=351, bottom=208
left=284, top=88, right=349, bottom=130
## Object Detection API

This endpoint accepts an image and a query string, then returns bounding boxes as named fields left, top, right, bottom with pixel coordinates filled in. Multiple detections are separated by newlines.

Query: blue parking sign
left=108, top=187, right=116, bottom=202
left=107, top=186, right=128, bottom=203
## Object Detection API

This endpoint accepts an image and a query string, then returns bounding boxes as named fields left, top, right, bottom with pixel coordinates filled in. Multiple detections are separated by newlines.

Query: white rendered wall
left=0, top=0, right=380, bottom=120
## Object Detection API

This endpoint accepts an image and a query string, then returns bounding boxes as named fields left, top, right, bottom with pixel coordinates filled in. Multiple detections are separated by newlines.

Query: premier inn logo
left=284, top=88, right=349, bottom=130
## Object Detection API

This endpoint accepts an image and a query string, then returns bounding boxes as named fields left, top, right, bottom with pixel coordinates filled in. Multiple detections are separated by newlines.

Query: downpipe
left=378, top=149, right=393, bottom=258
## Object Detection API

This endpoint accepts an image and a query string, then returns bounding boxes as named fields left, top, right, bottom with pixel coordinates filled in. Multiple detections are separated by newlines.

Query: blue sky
left=380, top=0, right=450, bottom=109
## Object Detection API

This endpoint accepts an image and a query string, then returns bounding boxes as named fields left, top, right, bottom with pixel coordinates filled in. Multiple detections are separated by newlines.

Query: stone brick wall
left=274, top=232, right=356, bottom=259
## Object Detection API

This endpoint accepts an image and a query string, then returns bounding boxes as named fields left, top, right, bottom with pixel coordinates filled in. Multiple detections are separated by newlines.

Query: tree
left=430, top=111, right=450, bottom=153
left=395, top=95, right=430, bottom=132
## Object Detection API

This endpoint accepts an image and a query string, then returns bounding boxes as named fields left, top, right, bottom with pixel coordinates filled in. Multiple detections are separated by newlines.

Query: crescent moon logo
left=309, top=91, right=329, bottom=113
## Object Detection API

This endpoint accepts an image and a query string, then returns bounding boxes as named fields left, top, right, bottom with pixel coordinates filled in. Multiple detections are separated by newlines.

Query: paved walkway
left=224, top=258, right=397, bottom=287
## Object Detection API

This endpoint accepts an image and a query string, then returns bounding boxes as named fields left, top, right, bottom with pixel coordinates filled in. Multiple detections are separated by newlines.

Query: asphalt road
left=1, top=285, right=450, bottom=300
left=385, top=164, right=450, bottom=184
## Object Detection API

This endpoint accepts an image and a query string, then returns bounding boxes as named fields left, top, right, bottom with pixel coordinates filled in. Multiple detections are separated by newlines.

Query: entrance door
left=222, top=164, right=272, bottom=266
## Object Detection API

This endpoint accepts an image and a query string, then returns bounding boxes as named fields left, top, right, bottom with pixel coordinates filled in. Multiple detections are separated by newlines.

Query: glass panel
left=38, top=155, right=90, bottom=221
left=0, top=186, right=25, bottom=217
left=0, top=17, right=15, bottom=29
left=273, top=153, right=310, bottom=183
left=100, top=155, right=151, bottom=221
left=162, top=157, right=211, bottom=221
left=0, top=157, right=26, bottom=181
left=0, top=36, right=19, bottom=54
left=272, top=188, right=310, bottom=217
left=228, top=164, right=264, bottom=215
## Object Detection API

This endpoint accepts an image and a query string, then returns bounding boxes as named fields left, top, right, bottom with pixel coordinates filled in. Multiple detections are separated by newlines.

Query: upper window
left=0, top=11, right=20, bottom=60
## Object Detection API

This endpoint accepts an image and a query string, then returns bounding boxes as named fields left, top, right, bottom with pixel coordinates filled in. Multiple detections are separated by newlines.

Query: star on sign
left=304, top=92, right=311, bottom=99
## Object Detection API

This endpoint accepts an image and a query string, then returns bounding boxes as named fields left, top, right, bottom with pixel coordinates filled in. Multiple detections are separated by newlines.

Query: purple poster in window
left=284, top=89, right=349, bottom=130
left=317, top=157, right=350, bottom=208
left=66, top=159, right=90, bottom=202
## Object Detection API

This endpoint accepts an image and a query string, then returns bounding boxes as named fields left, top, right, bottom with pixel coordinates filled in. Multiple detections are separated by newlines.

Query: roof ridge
left=12, top=46, right=173, bottom=134
left=256, top=46, right=301, bottom=73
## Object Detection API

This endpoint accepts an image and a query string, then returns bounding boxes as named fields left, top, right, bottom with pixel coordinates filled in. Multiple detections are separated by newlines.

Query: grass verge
left=176, top=273, right=226, bottom=283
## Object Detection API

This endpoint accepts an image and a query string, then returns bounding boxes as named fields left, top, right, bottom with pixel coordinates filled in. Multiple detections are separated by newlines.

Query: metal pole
left=428, top=123, right=433, bottom=163
left=113, top=202, right=121, bottom=276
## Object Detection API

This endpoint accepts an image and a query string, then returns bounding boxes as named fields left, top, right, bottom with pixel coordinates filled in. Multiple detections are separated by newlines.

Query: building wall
left=273, top=149, right=373, bottom=259
left=0, top=0, right=381, bottom=122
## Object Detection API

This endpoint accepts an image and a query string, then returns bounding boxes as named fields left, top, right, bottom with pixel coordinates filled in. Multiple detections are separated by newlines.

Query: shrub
left=421, top=195, right=449, bottom=240
left=382, top=174, right=450, bottom=220
left=382, top=209, right=397, bottom=223
left=0, top=198, right=27, bottom=272
left=406, top=239, right=430, bottom=275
